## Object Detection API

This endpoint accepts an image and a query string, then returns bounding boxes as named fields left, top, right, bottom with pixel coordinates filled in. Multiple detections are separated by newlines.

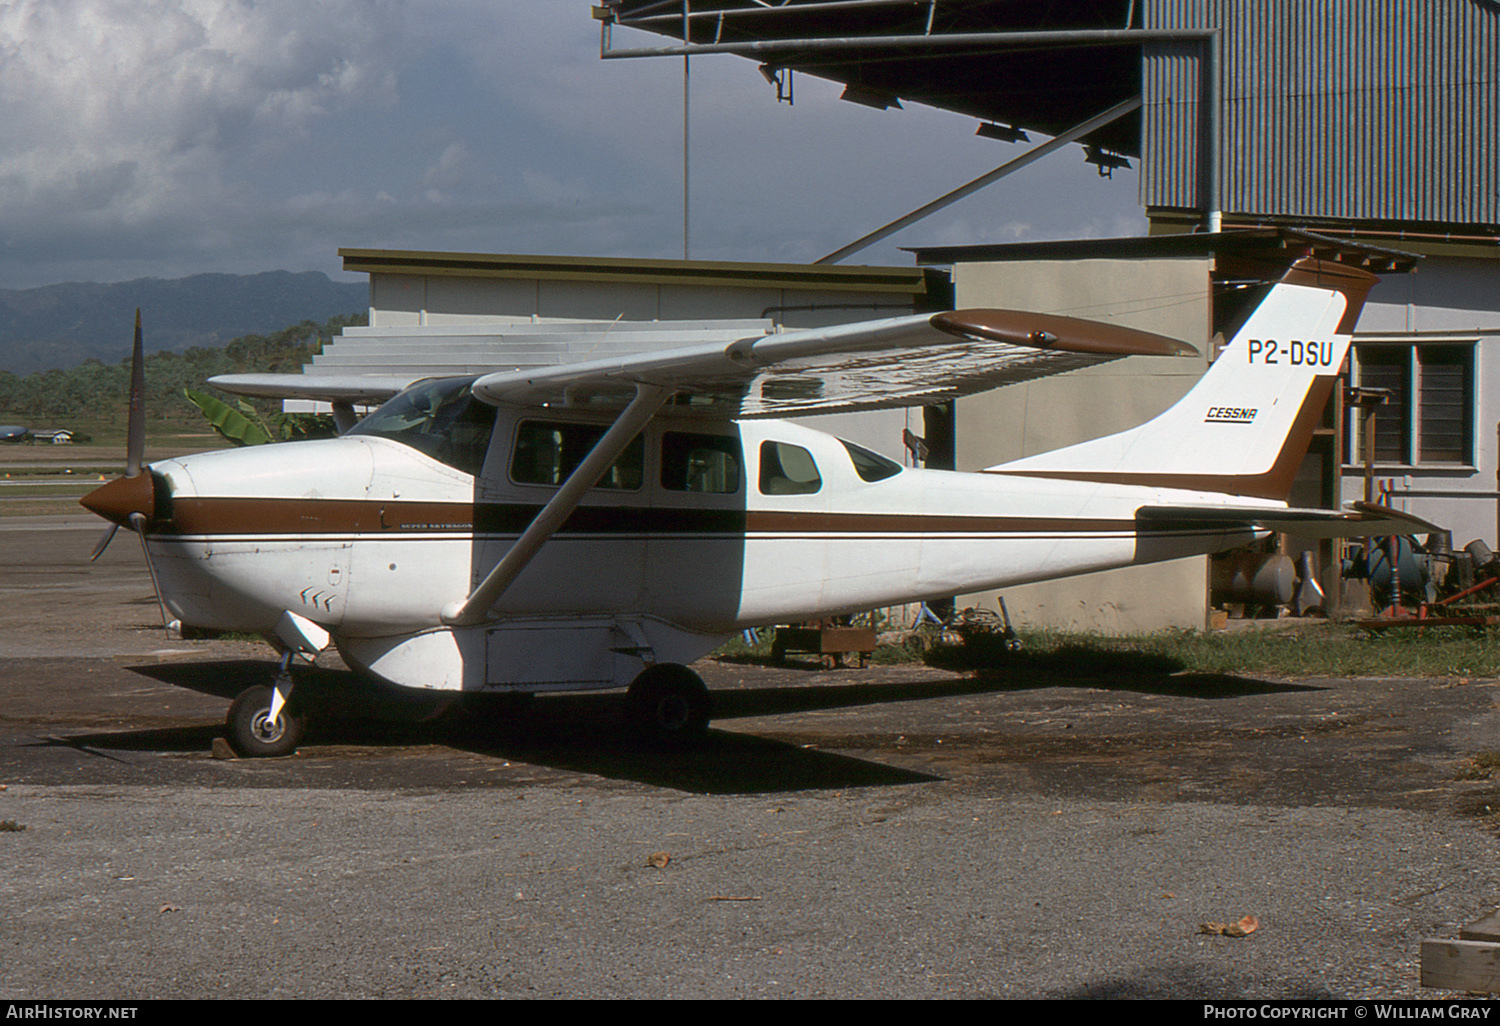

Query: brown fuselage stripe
left=158, top=497, right=1147, bottom=537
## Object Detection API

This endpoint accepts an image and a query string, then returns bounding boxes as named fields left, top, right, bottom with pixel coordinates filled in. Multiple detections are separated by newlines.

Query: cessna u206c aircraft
left=81, top=256, right=1433, bottom=756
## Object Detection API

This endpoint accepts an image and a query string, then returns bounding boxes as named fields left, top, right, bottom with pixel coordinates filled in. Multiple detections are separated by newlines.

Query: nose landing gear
left=223, top=613, right=329, bottom=758
left=226, top=681, right=305, bottom=758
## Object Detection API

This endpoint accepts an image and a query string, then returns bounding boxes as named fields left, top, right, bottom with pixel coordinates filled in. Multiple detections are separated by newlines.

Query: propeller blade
left=125, top=309, right=145, bottom=478
left=83, top=313, right=153, bottom=577
left=88, top=524, right=119, bottom=563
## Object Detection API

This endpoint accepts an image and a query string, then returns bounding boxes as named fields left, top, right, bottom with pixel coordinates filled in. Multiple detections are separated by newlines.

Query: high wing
left=1137, top=502, right=1445, bottom=540
left=205, top=310, right=1194, bottom=417
left=469, top=309, right=1198, bottom=416
left=206, top=373, right=418, bottom=405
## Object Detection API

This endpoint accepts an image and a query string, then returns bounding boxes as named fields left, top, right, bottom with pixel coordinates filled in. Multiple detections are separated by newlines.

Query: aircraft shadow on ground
left=75, top=656, right=1320, bottom=795
left=709, top=651, right=1323, bottom=715
left=87, top=660, right=935, bottom=794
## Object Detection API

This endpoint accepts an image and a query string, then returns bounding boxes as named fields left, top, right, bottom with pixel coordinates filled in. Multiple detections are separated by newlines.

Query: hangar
left=589, top=0, right=1500, bottom=628
left=306, top=1, right=1499, bottom=630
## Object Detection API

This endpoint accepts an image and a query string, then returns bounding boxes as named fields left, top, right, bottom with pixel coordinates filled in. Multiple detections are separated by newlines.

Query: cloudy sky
left=0, top=0, right=1145, bottom=290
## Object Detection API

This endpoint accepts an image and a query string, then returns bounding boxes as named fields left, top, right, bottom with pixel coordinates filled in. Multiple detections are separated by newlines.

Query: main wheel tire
left=226, top=684, right=305, bottom=758
left=624, top=664, right=711, bottom=746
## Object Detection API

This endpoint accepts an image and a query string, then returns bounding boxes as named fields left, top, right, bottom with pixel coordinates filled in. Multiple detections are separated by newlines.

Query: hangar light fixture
left=759, top=63, right=794, bottom=104
left=1083, top=144, right=1132, bottom=177
left=976, top=122, right=1030, bottom=144
left=840, top=85, right=902, bottom=110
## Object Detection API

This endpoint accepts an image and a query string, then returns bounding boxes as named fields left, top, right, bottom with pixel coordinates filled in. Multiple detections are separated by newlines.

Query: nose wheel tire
left=226, top=684, right=305, bottom=758
left=624, top=664, right=711, bottom=746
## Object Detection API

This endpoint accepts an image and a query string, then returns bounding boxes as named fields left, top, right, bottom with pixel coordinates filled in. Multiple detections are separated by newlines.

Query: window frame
left=1348, top=339, right=1477, bottom=470
left=660, top=430, right=743, bottom=495
left=508, top=418, right=646, bottom=492
left=758, top=439, right=823, bottom=496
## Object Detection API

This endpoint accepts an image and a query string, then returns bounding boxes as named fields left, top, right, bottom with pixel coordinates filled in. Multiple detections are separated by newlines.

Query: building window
left=1351, top=342, right=1475, bottom=466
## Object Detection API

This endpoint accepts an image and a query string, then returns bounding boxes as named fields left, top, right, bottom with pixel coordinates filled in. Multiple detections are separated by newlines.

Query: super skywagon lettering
left=1246, top=339, right=1338, bottom=367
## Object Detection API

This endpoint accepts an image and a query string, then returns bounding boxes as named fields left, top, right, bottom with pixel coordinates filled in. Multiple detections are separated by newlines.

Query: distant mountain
left=0, top=271, right=368, bottom=375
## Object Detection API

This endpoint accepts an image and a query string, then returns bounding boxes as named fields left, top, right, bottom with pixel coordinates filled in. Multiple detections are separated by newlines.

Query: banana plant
left=184, top=388, right=334, bottom=446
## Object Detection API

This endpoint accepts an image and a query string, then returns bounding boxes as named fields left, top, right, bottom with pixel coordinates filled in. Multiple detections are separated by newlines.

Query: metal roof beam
left=613, top=0, right=948, bottom=29
left=601, top=27, right=1214, bottom=60
left=816, top=95, right=1142, bottom=264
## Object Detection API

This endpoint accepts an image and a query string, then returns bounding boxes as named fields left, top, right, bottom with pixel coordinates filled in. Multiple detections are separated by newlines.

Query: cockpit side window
left=841, top=439, right=903, bottom=482
left=662, top=432, right=741, bottom=494
left=347, top=376, right=496, bottom=476
left=758, top=440, right=821, bottom=495
left=511, top=421, right=644, bottom=490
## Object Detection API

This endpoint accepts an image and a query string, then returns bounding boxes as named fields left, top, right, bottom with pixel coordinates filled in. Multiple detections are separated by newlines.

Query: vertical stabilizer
left=987, top=259, right=1379, bottom=500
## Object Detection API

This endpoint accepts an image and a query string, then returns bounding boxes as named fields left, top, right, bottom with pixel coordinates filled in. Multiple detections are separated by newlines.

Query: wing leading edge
left=206, top=373, right=419, bottom=405
left=469, top=309, right=1198, bottom=417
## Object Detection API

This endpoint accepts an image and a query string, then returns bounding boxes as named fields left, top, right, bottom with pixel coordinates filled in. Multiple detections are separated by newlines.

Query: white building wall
left=951, top=257, right=1215, bottom=633
left=1346, top=255, right=1500, bottom=550
left=367, top=271, right=912, bottom=332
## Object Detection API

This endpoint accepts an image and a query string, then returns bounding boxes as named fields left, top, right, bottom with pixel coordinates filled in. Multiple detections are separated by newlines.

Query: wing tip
left=932, top=309, right=1199, bottom=359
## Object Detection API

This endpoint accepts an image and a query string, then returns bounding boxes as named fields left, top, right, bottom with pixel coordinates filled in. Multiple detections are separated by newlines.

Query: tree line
left=0, top=314, right=366, bottom=428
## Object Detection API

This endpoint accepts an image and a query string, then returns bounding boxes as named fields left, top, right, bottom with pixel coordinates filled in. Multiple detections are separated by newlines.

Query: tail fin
left=987, top=258, right=1379, bottom=500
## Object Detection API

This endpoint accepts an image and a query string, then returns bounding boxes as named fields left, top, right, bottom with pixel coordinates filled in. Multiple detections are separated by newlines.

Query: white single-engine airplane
left=83, top=256, right=1433, bottom=756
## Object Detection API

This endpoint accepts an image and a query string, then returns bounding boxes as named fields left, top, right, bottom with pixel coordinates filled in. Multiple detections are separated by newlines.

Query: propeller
left=80, top=310, right=174, bottom=635
left=87, top=520, right=118, bottom=563
left=86, top=310, right=147, bottom=562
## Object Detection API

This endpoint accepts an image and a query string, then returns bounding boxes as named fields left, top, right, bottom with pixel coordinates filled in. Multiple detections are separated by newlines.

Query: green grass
left=713, top=630, right=929, bottom=668
left=932, top=621, right=1500, bottom=679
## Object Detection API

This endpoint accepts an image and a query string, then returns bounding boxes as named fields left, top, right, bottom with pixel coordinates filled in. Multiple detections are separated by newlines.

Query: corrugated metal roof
left=1143, top=0, right=1500, bottom=226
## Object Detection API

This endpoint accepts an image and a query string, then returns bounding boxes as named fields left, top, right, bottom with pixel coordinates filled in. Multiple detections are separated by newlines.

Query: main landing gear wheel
left=624, top=664, right=711, bottom=747
left=226, top=684, right=305, bottom=758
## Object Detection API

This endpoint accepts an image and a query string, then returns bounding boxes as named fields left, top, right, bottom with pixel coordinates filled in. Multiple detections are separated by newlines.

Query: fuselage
left=130, top=408, right=1264, bottom=645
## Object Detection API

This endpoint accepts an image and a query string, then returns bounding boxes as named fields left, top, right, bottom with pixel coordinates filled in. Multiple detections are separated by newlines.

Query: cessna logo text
left=1205, top=407, right=1258, bottom=424
left=1246, top=339, right=1337, bottom=366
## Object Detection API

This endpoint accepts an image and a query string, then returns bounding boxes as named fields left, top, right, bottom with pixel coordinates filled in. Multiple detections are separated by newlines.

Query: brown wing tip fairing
left=932, top=309, right=1199, bottom=359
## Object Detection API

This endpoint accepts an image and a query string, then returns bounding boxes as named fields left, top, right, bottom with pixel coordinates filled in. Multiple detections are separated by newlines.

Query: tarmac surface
left=2, top=515, right=1499, bottom=999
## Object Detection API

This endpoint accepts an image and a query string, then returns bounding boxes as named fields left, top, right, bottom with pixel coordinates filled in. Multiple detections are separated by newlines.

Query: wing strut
left=440, top=383, right=670, bottom=627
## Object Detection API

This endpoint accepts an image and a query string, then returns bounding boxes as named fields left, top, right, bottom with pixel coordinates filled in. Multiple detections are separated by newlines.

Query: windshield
left=347, top=376, right=496, bottom=476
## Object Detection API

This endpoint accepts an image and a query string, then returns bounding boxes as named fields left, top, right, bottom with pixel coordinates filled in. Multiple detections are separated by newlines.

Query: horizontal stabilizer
left=1137, top=502, right=1444, bottom=540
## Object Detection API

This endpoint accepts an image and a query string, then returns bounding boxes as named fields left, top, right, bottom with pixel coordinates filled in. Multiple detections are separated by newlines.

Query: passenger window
left=759, top=440, right=821, bottom=495
left=662, top=432, right=741, bottom=494
left=511, top=421, right=644, bottom=490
